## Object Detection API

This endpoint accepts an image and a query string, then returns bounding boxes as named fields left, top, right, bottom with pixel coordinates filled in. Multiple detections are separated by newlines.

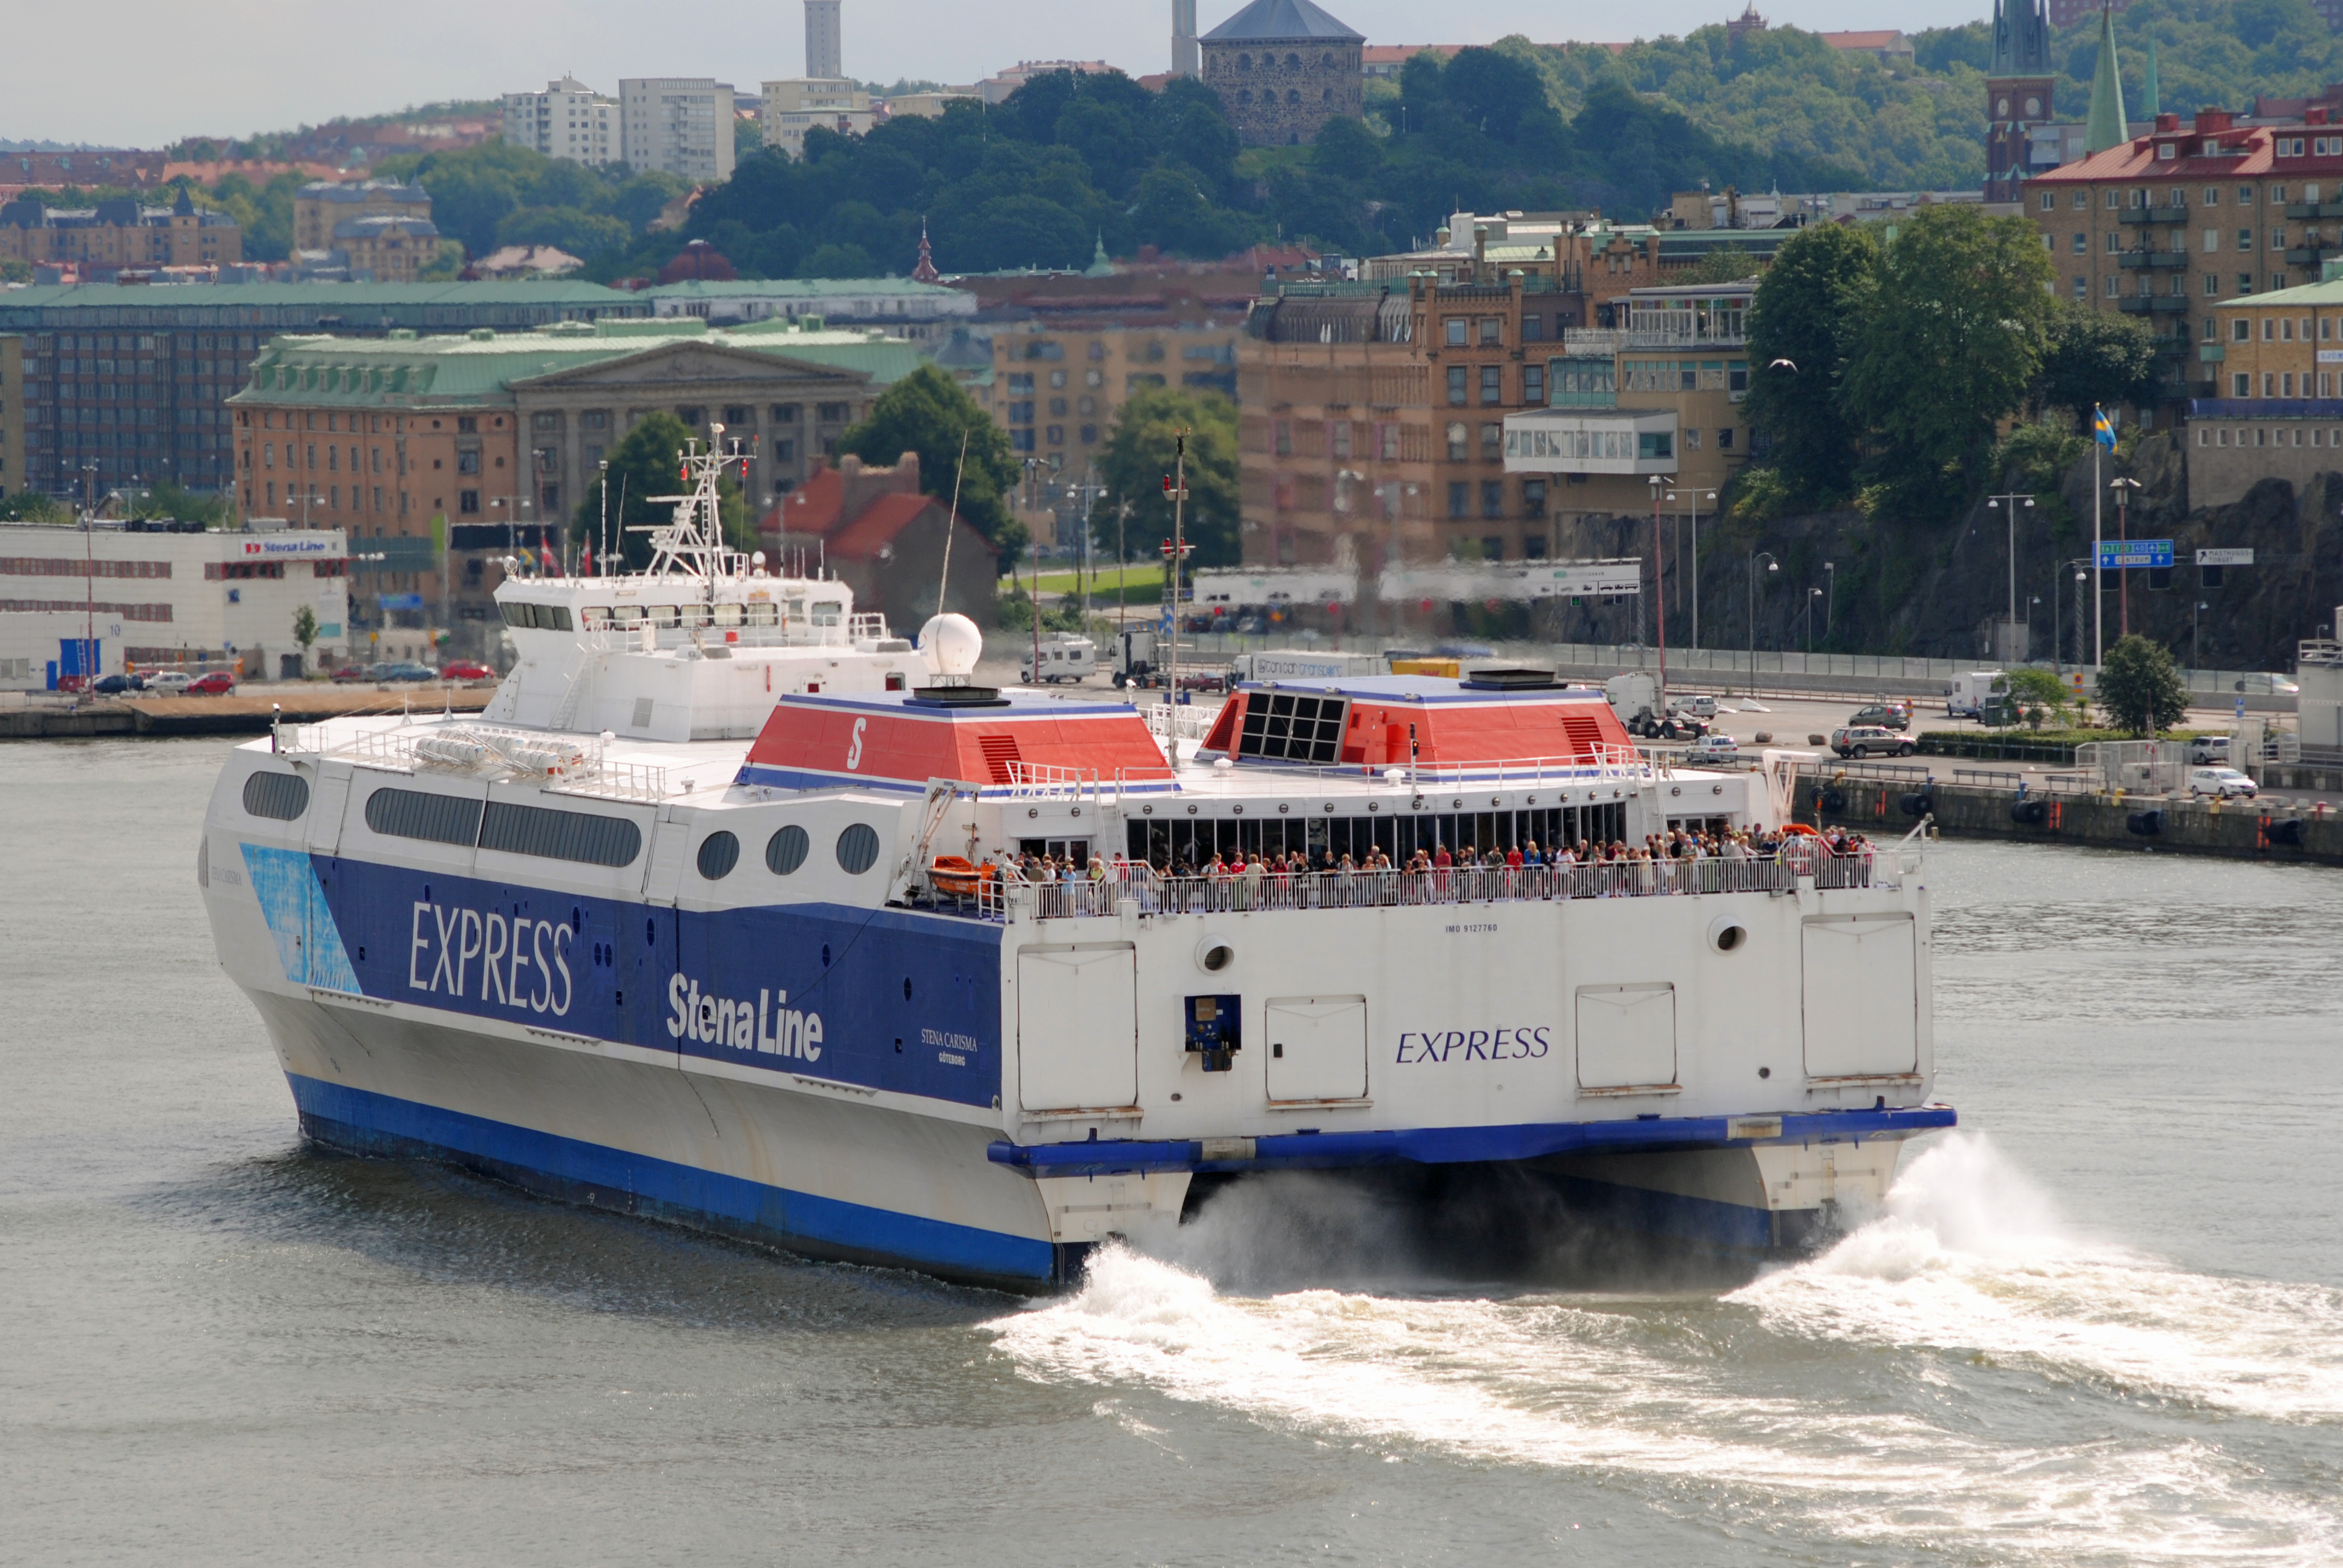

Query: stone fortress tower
left=1198, top=0, right=1364, bottom=146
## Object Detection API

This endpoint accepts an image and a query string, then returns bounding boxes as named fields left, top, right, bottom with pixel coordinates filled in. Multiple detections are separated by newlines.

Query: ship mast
left=633, top=423, right=751, bottom=592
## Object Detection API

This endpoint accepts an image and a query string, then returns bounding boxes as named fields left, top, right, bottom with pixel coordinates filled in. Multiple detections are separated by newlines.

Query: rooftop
left=1202, top=0, right=1363, bottom=43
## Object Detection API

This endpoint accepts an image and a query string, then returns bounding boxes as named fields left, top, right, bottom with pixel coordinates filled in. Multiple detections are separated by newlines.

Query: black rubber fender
left=2272, top=817, right=2305, bottom=846
left=2010, top=798, right=2048, bottom=825
left=1820, top=787, right=1849, bottom=813
left=2126, top=809, right=2163, bottom=836
left=1901, top=791, right=1935, bottom=817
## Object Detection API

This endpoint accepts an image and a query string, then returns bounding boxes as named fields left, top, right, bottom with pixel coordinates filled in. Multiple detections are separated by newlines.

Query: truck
left=1946, top=670, right=2007, bottom=720
left=1225, top=649, right=1386, bottom=684
left=1109, top=628, right=1226, bottom=691
left=1603, top=672, right=1710, bottom=740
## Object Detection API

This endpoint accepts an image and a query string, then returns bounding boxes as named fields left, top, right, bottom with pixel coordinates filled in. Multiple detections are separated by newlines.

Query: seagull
left=1769, top=358, right=1797, bottom=371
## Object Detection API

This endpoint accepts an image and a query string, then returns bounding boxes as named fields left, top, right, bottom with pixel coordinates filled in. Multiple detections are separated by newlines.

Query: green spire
left=2141, top=34, right=2160, bottom=120
left=2085, top=2, right=2129, bottom=154
left=1084, top=233, right=1114, bottom=278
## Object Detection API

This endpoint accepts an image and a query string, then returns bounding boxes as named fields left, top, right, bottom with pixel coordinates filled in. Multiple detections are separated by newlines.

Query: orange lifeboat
left=929, top=856, right=994, bottom=898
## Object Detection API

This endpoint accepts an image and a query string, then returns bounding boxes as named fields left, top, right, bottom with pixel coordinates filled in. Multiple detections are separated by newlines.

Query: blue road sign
left=2097, top=540, right=2174, bottom=570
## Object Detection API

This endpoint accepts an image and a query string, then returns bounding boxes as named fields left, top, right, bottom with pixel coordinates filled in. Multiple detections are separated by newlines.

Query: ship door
left=1265, top=996, right=1367, bottom=1102
left=642, top=813, right=692, bottom=905
left=1800, top=914, right=1917, bottom=1079
left=1575, top=982, right=1678, bottom=1092
left=1017, top=943, right=1136, bottom=1112
left=305, top=766, right=352, bottom=857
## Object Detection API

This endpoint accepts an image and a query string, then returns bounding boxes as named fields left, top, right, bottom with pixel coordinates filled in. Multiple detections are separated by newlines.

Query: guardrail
left=937, top=848, right=1886, bottom=921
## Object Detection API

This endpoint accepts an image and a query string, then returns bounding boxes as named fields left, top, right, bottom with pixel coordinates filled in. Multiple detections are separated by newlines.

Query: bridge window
left=1236, top=692, right=1348, bottom=763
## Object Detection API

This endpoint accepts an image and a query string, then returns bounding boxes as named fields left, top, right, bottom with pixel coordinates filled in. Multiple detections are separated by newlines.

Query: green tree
left=0, top=492, right=73, bottom=524
left=2094, top=632, right=2191, bottom=734
left=2036, top=300, right=2161, bottom=421
left=1841, top=204, right=2056, bottom=509
left=1087, top=387, right=1242, bottom=569
left=1743, top=221, right=1878, bottom=507
left=569, top=411, right=700, bottom=572
left=838, top=364, right=1022, bottom=547
left=292, top=604, right=320, bottom=670
left=125, top=480, right=232, bottom=529
left=2005, top=665, right=2075, bottom=729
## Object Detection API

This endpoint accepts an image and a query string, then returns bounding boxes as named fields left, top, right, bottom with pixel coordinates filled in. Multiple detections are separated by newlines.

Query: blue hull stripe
left=287, top=1074, right=1057, bottom=1284
left=988, top=1105, right=1956, bottom=1178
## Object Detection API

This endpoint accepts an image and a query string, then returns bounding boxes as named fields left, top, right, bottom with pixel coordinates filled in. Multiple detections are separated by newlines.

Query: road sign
left=2196, top=547, right=2255, bottom=566
left=1159, top=540, right=1195, bottom=556
left=2097, top=539, right=2173, bottom=570
left=2236, top=694, right=2247, bottom=720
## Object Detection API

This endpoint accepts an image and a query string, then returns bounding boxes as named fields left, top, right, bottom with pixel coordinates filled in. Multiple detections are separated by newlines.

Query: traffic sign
left=1159, top=540, right=1195, bottom=556
left=2196, top=547, right=2255, bottom=566
left=2097, top=539, right=2173, bottom=570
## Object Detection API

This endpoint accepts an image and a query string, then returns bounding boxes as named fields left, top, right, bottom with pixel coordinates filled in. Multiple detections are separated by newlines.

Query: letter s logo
left=845, top=716, right=867, bottom=771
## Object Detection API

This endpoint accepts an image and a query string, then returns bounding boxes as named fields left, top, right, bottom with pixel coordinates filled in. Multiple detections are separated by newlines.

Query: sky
left=7, top=0, right=1993, bottom=149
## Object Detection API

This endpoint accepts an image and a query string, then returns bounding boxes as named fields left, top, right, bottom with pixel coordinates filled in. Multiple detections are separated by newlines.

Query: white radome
left=920, top=613, right=983, bottom=677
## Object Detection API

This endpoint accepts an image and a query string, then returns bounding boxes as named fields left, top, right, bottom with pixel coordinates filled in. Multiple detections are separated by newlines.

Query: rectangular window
left=2284, top=373, right=2296, bottom=396
left=1236, top=692, right=1350, bottom=764
left=1719, top=427, right=1734, bottom=450
left=1521, top=315, right=1544, bottom=342
left=1480, top=365, right=1502, bottom=404
left=1273, top=419, right=1291, bottom=456
left=2205, top=273, right=2220, bottom=296
left=2263, top=372, right=2275, bottom=396
left=2240, top=273, right=2255, bottom=294
left=1523, top=365, right=1544, bottom=403
left=1444, top=318, right=1467, bottom=346
left=1522, top=479, right=1546, bottom=516
left=2204, top=187, right=2220, bottom=206
left=2073, top=191, right=2089, bottom=210
left=2077, top=276, right=2090, bottom=298
left=2234, top=318, right=2252, bottom=342
left=1480, top=483, right=1502, bottom=520
left=2239, top=228, right=2255, bottom=250
left=2072, top=232, right=2087, bottom=253
left=2273, top=228, right=2289, bottom=249
left=1447, top=366, right=1467, bottom=405
left=2039, top=192, right=2055, bottom=211
left=459, top=489, right=480, bottom=514
left=1446, top=482, right=1468, bottom=518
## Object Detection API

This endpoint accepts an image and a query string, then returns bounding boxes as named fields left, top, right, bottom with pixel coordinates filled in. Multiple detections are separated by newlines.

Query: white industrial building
left=0, top=610, right=125, bottom=690
left=0, top=523, right=350, bottom=683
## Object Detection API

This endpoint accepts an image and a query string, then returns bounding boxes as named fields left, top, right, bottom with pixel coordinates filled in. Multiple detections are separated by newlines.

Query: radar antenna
left=631, top=423, right=750, bottom=583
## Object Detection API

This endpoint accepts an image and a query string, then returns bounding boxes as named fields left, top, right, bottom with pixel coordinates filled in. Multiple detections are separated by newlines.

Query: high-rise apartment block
left=502, top=77, right=620, bottom=168
left=762, top=79, right=874, bottom=160
left=804, top=0, right=843, bottom=80
left=619, top=78, right=736, bottom=183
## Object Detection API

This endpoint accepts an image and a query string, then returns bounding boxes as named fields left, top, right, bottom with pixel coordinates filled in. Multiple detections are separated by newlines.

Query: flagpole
left=2092, top=407, right=2105, bottom=667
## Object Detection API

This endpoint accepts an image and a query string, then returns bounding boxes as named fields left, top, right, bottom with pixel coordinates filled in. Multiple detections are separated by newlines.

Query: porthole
left=837, top=823, right=880, bottom=874
left=1198, top=938, right=1235, bottom=973
left=696, top=831, right=739, bottom=880
left=765, top=824, right=810, bottom=875
left=1707, top=915, right=1748, bottom=954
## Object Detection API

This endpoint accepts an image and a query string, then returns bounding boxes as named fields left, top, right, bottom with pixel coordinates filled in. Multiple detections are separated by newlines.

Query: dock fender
left=1901, top=791, right=1935, bottom=818
left=2125, top=809, right=2163, bottom=837
left=2010, top=798, right=2048, bottom=826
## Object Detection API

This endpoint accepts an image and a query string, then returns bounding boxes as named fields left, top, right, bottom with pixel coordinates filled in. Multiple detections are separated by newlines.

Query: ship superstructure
left=200, top=477, right=1951, bottom=1286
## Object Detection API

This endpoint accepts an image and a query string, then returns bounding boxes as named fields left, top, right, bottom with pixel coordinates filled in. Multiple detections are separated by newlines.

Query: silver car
left=1831, top=725, right=1915, bottom=759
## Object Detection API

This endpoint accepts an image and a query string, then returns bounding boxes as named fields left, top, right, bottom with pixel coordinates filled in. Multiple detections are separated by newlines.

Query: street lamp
left=1666, top=485, right=1717, bottom=650
left=1823, top=560, right=1835, bottom=639
left=2193, top=598, right=2211, bottom=670
left=1647, top=474, right=1668, bottom=693
left=1748, top=549, right=1778, bottom=674
left=2057, top=558, right=2091, bottom=671
left=1987, top=489, right=2034, bottom=662
left=2108, top=476, right=2142, bottom=641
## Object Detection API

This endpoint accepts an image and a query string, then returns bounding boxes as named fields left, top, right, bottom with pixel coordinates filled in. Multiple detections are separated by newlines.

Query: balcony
left=2283, top=201, right=2343, bottom=220
left=2198, top=343, right=2226, bottom=362
left=2117, top=250, right=2191, bottom=269
left=2119, top=208, right=2191, bottom=225
left=2284, top=243, right=2335, bottom=266
left=2147, top=333, right=2195, bottom=358
left=2117, top=295, right=2191, bottom=314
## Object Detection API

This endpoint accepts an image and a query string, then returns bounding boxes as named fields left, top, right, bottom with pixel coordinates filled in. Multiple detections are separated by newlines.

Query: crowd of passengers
left=1001, top=825, right=1874, bottom=887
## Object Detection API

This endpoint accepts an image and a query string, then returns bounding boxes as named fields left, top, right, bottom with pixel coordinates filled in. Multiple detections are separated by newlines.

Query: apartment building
left=2186, top=277, right=2343, bottom=503
left=761, top=79, right=874, bottom=160
left=292, top=180, right=431, bottom=253
left=0, top=190, right=241, bottom=272
left=1, top=335, right=22, bottom=498
left=620, top=78, right=736, bottom=183
left=503, top=77, right=620, bottom=168
left=2027, top=108, right=2343, bottom=400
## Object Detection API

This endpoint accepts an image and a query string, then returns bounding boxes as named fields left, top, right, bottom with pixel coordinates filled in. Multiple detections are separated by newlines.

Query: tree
left=126, top=480, right=232, bottom=529
left=2004, top=665, right=2075, bottom=729
left=569, top=411, right=701, bottom=572
left=2036, top=300, right=2161, bottom=421
left=838, top=364, right=1022, bottom=547
left=1743, top=221, right=1878, bottom=507
left=291, top=605, right=320, bottom=671
left=1087, top=387, right=1242, bottom=569
left=2094, top=632, right=2191, bottom=735
left=1841, top=205, right=2056, bottom=509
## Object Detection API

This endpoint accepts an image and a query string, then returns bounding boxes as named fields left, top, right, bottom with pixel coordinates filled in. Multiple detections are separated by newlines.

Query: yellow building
left=2187, top=276, right=2343, bottom=504
left=761, top=79, right=876, bottom=160
left=293, top=180, right=432, bottom=253
left=0, top=191, right=241, bottom=271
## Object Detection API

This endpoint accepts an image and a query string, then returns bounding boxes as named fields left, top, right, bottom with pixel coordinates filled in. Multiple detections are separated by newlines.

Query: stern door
left=1576, top=982, right=1678, bottom=1092
left=1800, top=914, right=1917, bottom=1079
left=1017, top=944, right=1137, bottom=1112
left=1265, top=996, right=1368, bottom=1102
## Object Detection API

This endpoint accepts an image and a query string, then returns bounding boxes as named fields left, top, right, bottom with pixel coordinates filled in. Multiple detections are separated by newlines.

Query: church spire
left=2141, top=34, right=2160, bottom=120
left=2085, top=2, right=2129, bottom=154
left=911, top=218, right=939, bottom=283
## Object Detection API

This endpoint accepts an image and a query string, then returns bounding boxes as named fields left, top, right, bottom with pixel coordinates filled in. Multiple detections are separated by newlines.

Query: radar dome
left=919, top=613, right=983, bottom=677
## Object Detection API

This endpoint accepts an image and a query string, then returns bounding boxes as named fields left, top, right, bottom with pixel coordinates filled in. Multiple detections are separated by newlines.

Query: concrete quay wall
left=1804, top=776, right=2343, bottom=867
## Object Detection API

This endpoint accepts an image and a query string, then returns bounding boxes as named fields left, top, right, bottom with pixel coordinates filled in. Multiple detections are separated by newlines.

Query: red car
left=188, top=671, right=237, bottom=696
left=437, top=659, right=495, bottom=684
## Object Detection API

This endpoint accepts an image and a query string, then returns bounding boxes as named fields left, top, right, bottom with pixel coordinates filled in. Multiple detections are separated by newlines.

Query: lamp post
left=2108, top=476, right=2142, bottom=640
left=2193, top=597, right=2210, bottom=670
left=1666, top=485, right=1715, bottom=650
left=1823, top=560, right=1835, bottom=639
left=1647, top=474, right=1667, bottom=694
left=1748, top=549, right=1778, bottom=676
left=2062, top=557, right=2092, bottom=671
left=1805, top=586, right=1823, bottom=654
left=1987, top=489, right=2034, bottom=662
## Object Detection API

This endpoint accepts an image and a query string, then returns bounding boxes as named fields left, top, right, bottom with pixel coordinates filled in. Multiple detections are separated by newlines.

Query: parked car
left=2187, top=736, right=2230, bottom=765
left=1683, top=733, right=1741, bottom=764
left=1831, top=725, right=1916, bottom=759
left=331, top=662, right=384, bottom=684
left=188, top=671, right=237, bottom=696
left=1848, top=703, right=1910, bottom=731
left=2187, top=766, right=2258, bottom=799
left=1676, top=693, right=1720, bottom=719
left=90, top=673, right=145, bottom=694
left=378, top=662, right=440, bottom=682
left=145, top=671, right=194, bottom=696
left=437, top=659, right=495, bottom=684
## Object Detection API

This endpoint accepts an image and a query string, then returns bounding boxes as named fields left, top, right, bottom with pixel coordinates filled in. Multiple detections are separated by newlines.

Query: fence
left=944, top=848, right=1884, bottom=922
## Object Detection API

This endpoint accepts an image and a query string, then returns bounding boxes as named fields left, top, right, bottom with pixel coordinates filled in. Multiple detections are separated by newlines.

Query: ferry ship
left=198, top=434, right=1952, bottom=1289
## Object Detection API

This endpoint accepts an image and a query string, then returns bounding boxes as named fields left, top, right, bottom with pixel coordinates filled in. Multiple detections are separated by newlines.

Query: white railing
left=321, top=718, right=671, bottom=800
left=547, top=757, right=670, bottom=803
left=1003, top=760, right=1100, bottom=801
left=936, top=847, right=1884, bottom=921
left=1406, top=745, right=1660, bottom=786
left=1144, top=702, right=1216, bottom=743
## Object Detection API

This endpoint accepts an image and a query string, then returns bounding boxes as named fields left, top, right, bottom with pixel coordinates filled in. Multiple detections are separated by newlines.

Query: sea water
left=5, top=740, right=2339, bottom=1565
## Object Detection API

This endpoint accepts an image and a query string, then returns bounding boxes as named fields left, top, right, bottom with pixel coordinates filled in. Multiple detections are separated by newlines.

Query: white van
left=1020, top=633, right=1096, bottom=685
left=1946, top=670, right=2005, bottom=719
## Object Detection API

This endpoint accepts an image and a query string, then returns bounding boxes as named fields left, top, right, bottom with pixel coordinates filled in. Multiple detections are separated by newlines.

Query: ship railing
left=1144, top=702, right=1217, bottom=743
left=963, top=848, right=1885, bottom=921
left=1002, top=760, right=1100, bottom=802
left=545, top=756, right=670, bottom=803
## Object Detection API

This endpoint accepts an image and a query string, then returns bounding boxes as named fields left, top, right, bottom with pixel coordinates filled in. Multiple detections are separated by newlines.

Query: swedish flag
left=2093, top=405, right=2119, bottom=448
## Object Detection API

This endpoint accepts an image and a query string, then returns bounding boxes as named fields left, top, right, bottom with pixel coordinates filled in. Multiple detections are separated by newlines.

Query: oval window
left=242, top=771, right=310, bottom=821
left=765, top=824, right=810, bottom=875
left=696, top=831, right=740, bottom=880
left=836, top=823, right=880, bottom=875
